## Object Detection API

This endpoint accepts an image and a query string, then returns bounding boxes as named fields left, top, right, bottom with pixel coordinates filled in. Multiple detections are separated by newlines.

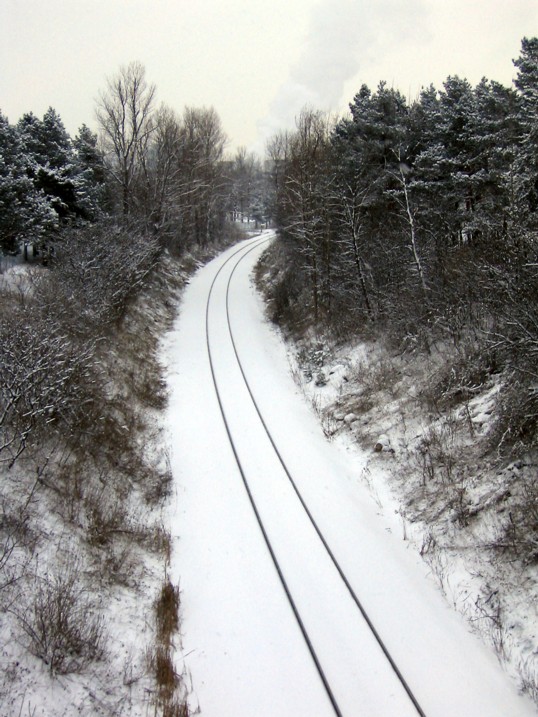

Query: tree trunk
left=351, top=232, right=373, bottom=318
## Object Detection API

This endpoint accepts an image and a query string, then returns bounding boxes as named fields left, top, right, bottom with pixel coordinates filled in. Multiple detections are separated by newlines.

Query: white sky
left=0, top=0, right=537, bottom=156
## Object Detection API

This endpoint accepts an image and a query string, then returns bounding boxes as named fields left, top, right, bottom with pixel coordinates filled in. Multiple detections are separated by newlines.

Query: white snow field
left=163, top=232, right=536, bottom=717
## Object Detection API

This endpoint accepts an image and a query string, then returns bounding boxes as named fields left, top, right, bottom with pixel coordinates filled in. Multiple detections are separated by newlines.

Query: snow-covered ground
left=163, top=233, right=536, bottom=716
left=284, top=313, right=538, bottom=709
left=0, top=252, right=186, bottom=717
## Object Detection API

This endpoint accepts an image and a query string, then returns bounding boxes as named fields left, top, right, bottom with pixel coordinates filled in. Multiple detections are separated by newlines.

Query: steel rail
left=224, top=239, right=428, bottom=717
left=205, top=235, right=344, bottom=717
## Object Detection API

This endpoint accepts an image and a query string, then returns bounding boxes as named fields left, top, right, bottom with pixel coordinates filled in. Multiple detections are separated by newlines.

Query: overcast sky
left=1, top=0, right=537, bottom=156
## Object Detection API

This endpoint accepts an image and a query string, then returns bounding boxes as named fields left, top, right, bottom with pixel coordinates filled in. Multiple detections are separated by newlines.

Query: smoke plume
left=254, top=0, right=426, bottom=154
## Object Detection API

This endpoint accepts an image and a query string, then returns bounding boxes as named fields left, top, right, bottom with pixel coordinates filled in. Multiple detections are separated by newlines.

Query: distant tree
left=176, top=106, right=227, bottom=246
left=230, top=147, right=262, bottom=222
left=265, top=130, right=291, bottom=228
left=96, top=61, right=156, bottom=216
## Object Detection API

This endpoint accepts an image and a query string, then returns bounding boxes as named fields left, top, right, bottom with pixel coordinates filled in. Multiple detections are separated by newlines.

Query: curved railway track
left=204, top=234, right=427, bottom=717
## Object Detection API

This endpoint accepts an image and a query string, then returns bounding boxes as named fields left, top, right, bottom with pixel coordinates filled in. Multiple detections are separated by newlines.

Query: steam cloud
left=254, top=0, right=426, bottom=154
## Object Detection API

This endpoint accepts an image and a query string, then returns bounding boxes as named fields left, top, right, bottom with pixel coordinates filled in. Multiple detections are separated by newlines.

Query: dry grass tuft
left=14, top=564, right=105, bottom=675
left=148, top=576, right=190, bottom=715
left=156, top=579, right=180, bottom=645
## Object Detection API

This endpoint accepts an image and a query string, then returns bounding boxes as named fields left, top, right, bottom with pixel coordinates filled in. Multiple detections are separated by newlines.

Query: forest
left=265, top=36, right=538, bottom=461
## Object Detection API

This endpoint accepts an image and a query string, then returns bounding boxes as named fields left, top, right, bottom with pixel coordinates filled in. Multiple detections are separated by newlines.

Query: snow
left=0, top=253, right=185, bottom=716
left=293, top=328, right=538, bottom=695
left=163, top=233, right=537, bottom=716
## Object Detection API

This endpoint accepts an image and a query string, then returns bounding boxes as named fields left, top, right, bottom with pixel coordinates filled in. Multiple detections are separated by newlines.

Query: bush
left=15, top=564, right=105, bottom=674
left=255, top=242, right=311, bottom=334
left=420, top=338, right=498, bottom=413
left=148, top=576, right=189, bottom=717
left=38, top=222, right=160, bottom=335
left=498, top=471, right=538, bottom=564
left=83, top=482, right=128, bottom=547
left=493, top=377, right=538, bottom=455
left=155, top=578, right=180, bottom=645
left=0, top=313, right=98, bottom=465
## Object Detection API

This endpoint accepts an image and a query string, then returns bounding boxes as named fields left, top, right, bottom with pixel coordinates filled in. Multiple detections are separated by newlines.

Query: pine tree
left=73, top=124, right=106, bottom=219
left=513, top=37, right=538, bottom=219
left=332, top=83, right=414, bottom=317
left=18, top=108, right=99, bottom=226
left=468, top=78, right=520, bottom=246
left=0, top=112, right=54, bottom=254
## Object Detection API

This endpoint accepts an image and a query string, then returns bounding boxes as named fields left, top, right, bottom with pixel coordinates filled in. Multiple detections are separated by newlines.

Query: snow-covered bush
left=0, top=314, right=97, bottom=466
left=493, top=379, right=538, bottom=455
left=15, top=564, right=105, bottom=675
left=83, top=482, right=129, bottom=548
left=420, top=338, right=498, bottom=413
left=500, top=471, right=538, bottom=564
left=34, top=222, right=160, bottom=335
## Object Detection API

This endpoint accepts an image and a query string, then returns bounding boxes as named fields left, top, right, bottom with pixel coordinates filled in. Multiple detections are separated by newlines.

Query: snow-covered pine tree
left=514, top=37, right=538, bottom=221
left=0, top=112, right=55, bottom=255
left=73, top=124, right=107, bottom=220
left=15, top=109, right=104, bottom=254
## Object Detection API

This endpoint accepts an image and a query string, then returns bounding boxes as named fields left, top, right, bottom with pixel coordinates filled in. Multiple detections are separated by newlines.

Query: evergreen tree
left=0, top=112, right=54, bottom=254
left=513, top=37, right=538, bottom=219
left=332, top=83, right=413, bottom=319
left=468, top=78, right=520, bottom=245
left=73, top=124, right=106, bottom=219
left=18, top=108, right=100, bottom=226
left=430, top=76, right=476, bottom=246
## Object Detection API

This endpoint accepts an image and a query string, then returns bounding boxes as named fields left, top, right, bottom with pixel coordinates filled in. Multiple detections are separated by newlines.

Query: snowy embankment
left=164, top=233, right=536, bottom=716
left=0, top=250, right=189, bottom=717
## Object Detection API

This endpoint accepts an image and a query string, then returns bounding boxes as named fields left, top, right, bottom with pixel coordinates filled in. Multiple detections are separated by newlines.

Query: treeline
left=266, top=37, right=538, bottom=454
left=0, top=57, right=273, bottom=506
left=0, top=64, right=191, bottom=466
left=0, top=59, right=274, bottom=477
left=0, top=57, right=276, bottom=457
left=0, top=60, right=269, bottom=262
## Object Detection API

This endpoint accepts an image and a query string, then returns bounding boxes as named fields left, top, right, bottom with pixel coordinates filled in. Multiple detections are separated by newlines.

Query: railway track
left=204, top=234, right=427, bottom=717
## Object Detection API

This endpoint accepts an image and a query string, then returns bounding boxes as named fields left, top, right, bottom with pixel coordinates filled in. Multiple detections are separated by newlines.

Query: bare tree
left=276, top=109, right=334, bottom=320
left=330, top=175, right=375, bottom=319
left=144, top=104, right=183, bottom=233
left=392, top=157, right=428, bottom=296
left=96, top=61, right=156, bottom=216
left=177, top=106, right=227, bottom=246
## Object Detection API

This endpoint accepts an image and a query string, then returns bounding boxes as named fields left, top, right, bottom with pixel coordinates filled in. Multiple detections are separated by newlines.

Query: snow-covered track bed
left=165, top=233, right=536, bottom=717
left=207, top=237, right=425, bottom=717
